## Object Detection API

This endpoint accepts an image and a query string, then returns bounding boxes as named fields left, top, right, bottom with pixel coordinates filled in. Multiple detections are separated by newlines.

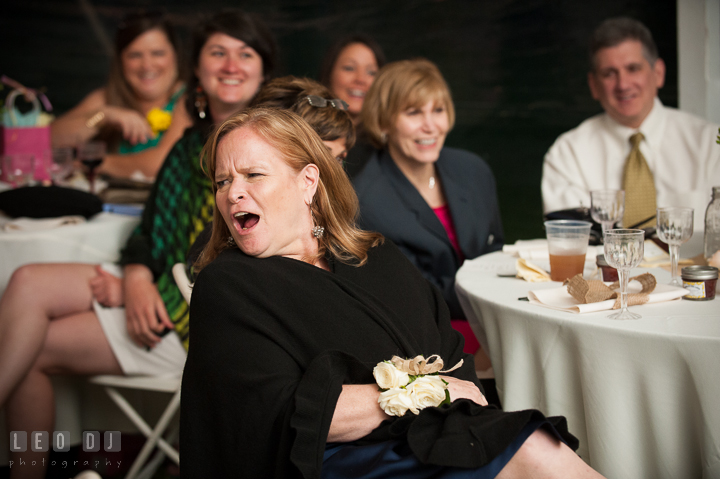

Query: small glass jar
left=681, top=265, right=718, bottom=301
left=596, top=254, right=619, bottom=282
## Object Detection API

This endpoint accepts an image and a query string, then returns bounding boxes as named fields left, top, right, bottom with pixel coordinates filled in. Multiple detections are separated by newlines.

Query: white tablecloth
left=0, top=212, right=140, bottom=296
left=456, top=251, right=720, bottom=479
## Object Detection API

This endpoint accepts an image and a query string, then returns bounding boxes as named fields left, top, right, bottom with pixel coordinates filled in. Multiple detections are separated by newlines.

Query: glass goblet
left=604, top=229, right=645, bottom=320
left=656, top=207, right=694, bottom=287
left=77, top=141, right=106, bottom=194
left=3, top=154, right=35, bottom=187
left=49, top=147, right=76, bottom=186
left=590, top=189, right=625, bottom=238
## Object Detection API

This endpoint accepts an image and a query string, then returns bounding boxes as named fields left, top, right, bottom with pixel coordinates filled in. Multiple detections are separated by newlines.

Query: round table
left=456, top=251, right=720, bottom=479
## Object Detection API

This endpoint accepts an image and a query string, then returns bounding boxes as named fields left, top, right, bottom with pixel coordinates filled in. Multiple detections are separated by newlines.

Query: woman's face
left=386, top=99, right=449, bottom=166
left=329, top=43, right=378, bottom=118
left=196, top=33, right=265, bottom=123
left=215, top=127, right=319, bottom=260
left=323, top=138, right=348, bottom=164
left=121, top=29, right=178, bottom=103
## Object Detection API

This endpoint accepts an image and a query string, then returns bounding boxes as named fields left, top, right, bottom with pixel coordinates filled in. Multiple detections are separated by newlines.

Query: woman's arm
left=328, top=384, right=388, bottom=442
left=122, top=263, right=173, bottom=348
left=99, top=98, right=192, bottom=179
left=52, top=88, right=156, bottom=147
left=51, top=89, right=107, bottom=147
left=328, top=377, right=487, bottom=443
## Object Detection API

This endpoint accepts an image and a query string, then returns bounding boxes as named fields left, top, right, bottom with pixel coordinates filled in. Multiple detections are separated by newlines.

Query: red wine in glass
left=78, top=141, right=106, bottom=194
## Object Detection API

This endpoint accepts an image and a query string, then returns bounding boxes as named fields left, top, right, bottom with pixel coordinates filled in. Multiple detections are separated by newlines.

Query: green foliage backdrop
left=0, top=0, right=677, bottom=241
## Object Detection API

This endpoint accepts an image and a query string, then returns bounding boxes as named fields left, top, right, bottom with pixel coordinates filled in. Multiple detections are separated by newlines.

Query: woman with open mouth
left=181, top=107, right=603, bottom=479
left=353, top=58, right=504, bottom=385
left=0, top=10, right=276, bottom=479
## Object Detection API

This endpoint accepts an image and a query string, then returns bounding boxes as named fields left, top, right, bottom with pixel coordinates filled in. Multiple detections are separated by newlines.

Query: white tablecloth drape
left=0, top=212, right=140, bottom=295
left=456, top=251, right=720, bottom=479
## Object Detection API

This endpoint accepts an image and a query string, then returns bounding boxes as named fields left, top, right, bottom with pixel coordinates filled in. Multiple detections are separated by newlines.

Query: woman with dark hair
left=185, top=9, right=277, bottom=131
left=181, top=107, right=603, bottom=478
left=0, top=10, right=275, bottom=479
left=51, top=10, right=191, bottom=179
left=319, top=34, right=385, bottom=126
left=319, top=34, right=386, bottom=177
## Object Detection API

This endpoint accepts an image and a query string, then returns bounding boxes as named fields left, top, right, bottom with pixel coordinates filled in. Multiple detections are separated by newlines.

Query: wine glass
left=590, top=189, right=625, bottom=238
left=3, top=154, right=35, bottom=187
left=604, top=229, right=645, bottom=319
left=77, top=141, right=106, bottom=194
left=656, top=207, right=694, bottom=286
left=49, top=147, right=76, bottom=185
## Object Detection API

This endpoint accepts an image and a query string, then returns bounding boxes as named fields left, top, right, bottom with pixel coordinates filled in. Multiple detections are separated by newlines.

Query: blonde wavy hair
left=195, top=107, right=383, bottom=271
left=362, top=58, right=456, bottom=149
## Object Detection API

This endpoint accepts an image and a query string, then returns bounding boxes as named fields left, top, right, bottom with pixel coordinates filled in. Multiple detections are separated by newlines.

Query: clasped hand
left=90, top=264, right=173, bottom=348
left=442, top=376, right=488, bottom=406
left=103, top=106, right=154, bottom=146
left=89, top=265, right=124, bottom=307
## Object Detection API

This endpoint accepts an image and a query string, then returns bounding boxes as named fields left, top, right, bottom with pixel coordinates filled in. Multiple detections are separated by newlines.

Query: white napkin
left=3, top=216, right=86, bottom=232
left=502, top=239, right=548, bottom=259
left=528, top=281, right=689, bottom=313
left=639, top=241, right=673, bottom=267
left=516, top=258, right=551, bottom=282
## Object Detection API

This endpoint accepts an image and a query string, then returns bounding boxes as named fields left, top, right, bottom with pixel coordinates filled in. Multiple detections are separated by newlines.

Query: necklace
left=429, top=176, right=436, bottom=189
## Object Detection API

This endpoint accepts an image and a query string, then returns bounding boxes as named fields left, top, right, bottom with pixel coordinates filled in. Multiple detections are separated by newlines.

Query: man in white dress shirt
left=542, top=17, right=720, bottom=229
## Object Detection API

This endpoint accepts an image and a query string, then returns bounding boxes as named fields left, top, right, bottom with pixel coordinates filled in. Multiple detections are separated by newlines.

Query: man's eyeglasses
left=304, top=95, right=349, bottom=111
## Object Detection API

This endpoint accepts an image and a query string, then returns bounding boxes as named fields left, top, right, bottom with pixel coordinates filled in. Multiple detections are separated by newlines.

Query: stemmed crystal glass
left=656, top=207, right=694, bottom=286
left=590, top=189, right=625, bottom=238
left=604, top=229, right=645, bottom=319
left=78, top=141, right=106, bottom=194
left=49, top=147, right=75, bottom=185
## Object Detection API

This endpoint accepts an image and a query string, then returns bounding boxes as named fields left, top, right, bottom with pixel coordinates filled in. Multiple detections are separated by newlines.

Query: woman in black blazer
left=353, top=58, right=504, bottom=373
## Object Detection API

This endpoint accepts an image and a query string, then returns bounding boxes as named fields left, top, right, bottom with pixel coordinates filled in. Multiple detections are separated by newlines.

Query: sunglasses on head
left=304, top=95, right=349, bottom=111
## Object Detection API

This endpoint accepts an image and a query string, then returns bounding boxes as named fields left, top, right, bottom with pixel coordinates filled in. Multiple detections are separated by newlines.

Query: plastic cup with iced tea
left=544, top=220, right=593, bottom=282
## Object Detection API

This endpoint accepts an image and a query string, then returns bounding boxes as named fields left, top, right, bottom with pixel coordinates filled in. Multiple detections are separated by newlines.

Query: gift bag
left=1, top=89, right=52, bottom=183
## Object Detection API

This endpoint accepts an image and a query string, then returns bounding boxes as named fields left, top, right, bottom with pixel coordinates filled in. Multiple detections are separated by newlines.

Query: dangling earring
left=227, top=236, right=236, bottom=247
left=312, top=225, right=325, bottom=238
left=310, top=207, right=324, bottom=239
left=380, top=131, right=387, bottom=145
left=195, top=86, right=207, bottom=119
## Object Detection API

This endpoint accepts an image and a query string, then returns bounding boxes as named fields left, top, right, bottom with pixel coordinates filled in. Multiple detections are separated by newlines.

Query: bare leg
left=0, top=263, right=98, bottom=406
left=7, top=311, right=122, bottom=479
left=497, top=428, right=606, bottom=479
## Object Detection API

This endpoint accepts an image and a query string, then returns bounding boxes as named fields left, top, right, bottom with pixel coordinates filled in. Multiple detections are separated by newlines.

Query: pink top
left=433, top=204, right=464, bottom=262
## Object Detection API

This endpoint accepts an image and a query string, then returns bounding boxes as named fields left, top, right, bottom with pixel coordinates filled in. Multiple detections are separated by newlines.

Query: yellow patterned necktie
left=622, top=132, right=656, bottom=228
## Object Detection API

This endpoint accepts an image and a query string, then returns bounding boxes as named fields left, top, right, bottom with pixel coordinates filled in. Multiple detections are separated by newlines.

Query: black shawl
left=180, top=241, right=576, bottom=478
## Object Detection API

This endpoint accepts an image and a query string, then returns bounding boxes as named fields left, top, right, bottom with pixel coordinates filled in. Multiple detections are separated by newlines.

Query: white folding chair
left=87, top=263, right=192, bottom=479
left=172, top=262, right=193, bottom=304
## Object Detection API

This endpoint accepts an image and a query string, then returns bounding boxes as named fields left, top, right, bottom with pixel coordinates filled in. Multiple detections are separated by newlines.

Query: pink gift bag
left=0, top=90, right=52, bottom=182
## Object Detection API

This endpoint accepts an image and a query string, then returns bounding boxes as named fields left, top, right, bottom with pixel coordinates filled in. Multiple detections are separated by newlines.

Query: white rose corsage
left=373, top=354, right=463, bottom=416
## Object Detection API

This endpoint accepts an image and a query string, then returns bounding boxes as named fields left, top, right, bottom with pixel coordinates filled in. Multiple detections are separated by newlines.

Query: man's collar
left=602, top=97, right=665, bottom=146
left=638, top=97, right=665, bottom=147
